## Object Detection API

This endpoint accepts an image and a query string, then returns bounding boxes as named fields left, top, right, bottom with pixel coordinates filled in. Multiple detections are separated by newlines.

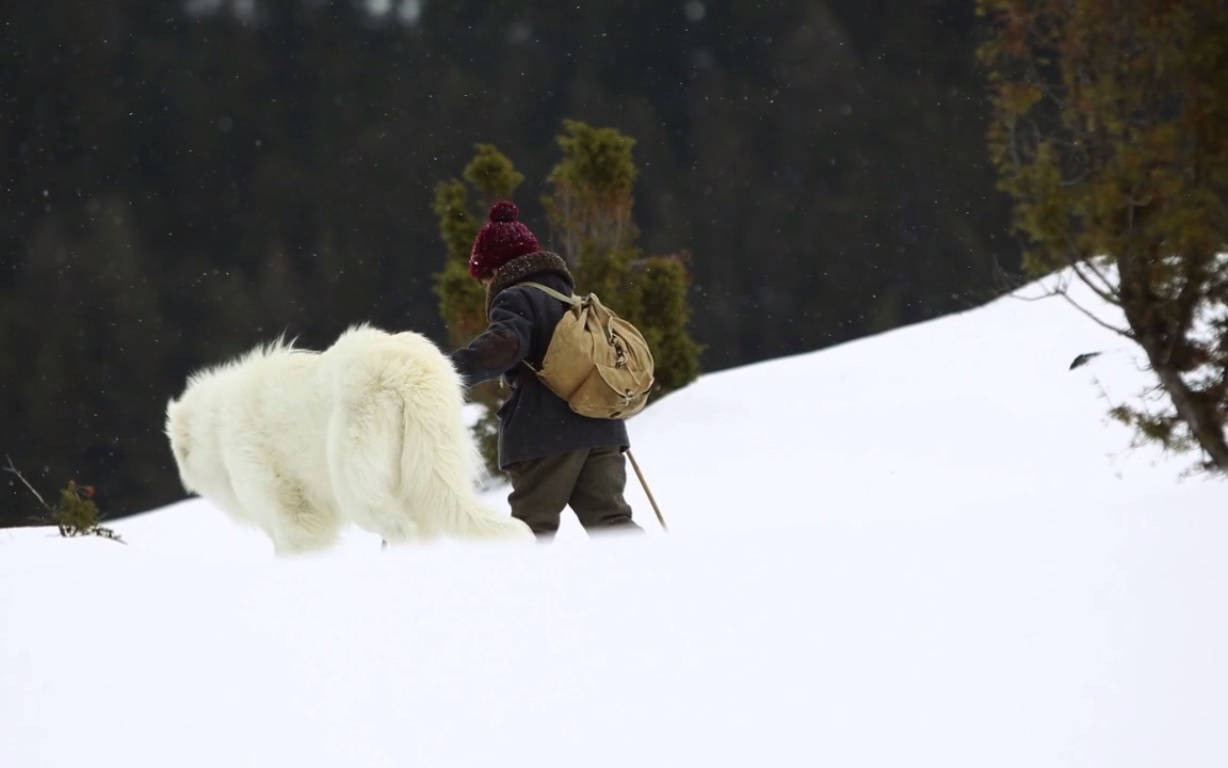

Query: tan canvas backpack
left=518, top=281, right=655, bottom=419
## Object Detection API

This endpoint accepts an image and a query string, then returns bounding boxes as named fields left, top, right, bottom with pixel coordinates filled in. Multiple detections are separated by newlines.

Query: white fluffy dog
left=165, top=323, right=532, bottom=554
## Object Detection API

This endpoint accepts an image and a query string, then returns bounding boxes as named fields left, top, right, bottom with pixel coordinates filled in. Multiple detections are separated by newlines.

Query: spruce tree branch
left=1070, top=259, right=1122, bottom=306
left=1007, top=268, right=1131, bottom=337
left=1049, top=231, right=1121, bottom=307
left=1054, top=285, right=1133, bottom=338
left=3, top=455, right=52, bottom=513
left=1009, top=291, right=1056, bottom=303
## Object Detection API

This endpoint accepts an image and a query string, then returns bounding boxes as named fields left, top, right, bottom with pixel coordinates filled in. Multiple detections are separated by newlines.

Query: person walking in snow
left=449, top=200, right=643, bottom=541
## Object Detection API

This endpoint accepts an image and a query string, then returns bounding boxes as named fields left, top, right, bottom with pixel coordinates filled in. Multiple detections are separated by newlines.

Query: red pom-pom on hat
left=469, top=201, right=540, bottom=279
left=489, top=200, right=519, bottom=223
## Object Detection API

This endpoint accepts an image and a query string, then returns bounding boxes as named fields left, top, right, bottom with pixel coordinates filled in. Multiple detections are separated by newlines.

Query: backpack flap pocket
left=568, top=363, right=653, bottom=419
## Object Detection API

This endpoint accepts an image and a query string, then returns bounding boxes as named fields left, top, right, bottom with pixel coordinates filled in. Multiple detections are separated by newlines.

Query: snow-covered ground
left=3, top=271, right=1226, bottom=767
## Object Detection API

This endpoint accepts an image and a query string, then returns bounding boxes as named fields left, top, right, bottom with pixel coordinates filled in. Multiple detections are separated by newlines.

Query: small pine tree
left=3, top=457, right=124, bottom=542
left=633, top=251, right=703, bottom=394
left=432, top=144, right=526, bottom=476
left=543, top=119, right=640, bottom=278
left=52, top=480, right=123, bottom=542
left=542, top=119, right=703, bottom=402
left=433, top=124, right=703, bottom=478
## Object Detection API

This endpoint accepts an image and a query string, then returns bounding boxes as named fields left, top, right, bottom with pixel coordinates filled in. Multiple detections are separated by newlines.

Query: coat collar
left=486, top=250, right=575, bottom=317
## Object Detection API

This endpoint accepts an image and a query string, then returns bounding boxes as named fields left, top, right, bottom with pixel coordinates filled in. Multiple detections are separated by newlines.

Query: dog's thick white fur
left=165, top=323, right=532, bottom=554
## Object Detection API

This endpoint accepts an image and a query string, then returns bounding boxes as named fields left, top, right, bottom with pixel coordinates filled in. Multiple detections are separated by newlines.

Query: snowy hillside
left=3, top=270, right=1226, bottom=767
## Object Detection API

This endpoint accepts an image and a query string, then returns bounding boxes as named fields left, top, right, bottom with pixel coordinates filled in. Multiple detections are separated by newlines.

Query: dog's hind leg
left=368, top=512, right=424, bottom=547
left=271, top=487, right=343, bottom=555
left=226, top=457, right=342, bottom=555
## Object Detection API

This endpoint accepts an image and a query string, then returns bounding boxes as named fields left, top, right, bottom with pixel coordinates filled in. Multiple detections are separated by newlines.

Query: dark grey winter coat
left=449, top=250, right=630, bottom=470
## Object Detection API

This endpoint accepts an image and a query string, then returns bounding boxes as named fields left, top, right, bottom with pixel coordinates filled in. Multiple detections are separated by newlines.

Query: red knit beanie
left=468, top=201, right=540, bottom=279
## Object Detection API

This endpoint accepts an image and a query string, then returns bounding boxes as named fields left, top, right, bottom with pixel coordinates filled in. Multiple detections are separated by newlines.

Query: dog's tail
left=392, top=335, right=532, bottom=542
left=445, top=496, right=534, bottom=540
left=394, top=373, right=533, bottom=543
left=329, top=326, right=532, bottom=543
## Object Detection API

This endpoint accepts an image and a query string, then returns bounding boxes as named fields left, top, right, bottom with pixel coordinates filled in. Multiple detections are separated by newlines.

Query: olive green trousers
left=505, top=446, right=643, bottom=540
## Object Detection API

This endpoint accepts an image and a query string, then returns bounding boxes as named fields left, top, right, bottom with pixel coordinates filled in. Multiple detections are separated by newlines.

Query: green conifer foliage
left=978, top=0, right=1228, bottom=474
left=634, top=252, right=703, bottom=395
left=544, top=119, right=639, bottom=276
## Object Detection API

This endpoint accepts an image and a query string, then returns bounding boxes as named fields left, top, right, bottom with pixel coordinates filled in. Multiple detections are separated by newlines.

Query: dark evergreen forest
left=0, top=0, right=1018, bottom=525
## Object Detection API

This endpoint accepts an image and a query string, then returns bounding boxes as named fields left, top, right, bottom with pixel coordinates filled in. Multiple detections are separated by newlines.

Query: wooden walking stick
left=626, top=449, right=667, bottom=532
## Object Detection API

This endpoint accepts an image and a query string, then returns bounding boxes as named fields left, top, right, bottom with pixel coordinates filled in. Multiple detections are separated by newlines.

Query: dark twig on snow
left=1069, top=352, right=1103, bottom=370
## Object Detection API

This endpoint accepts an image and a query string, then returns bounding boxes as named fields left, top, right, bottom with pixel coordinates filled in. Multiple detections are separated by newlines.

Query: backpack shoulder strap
left=520, top=281, right=582, bottom=307
left=512, top=281, right=582, bottom=377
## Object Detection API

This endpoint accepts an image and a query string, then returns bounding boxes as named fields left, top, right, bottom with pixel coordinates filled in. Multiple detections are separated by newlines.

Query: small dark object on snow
left=1069, top=351, right=1102, bottom=370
